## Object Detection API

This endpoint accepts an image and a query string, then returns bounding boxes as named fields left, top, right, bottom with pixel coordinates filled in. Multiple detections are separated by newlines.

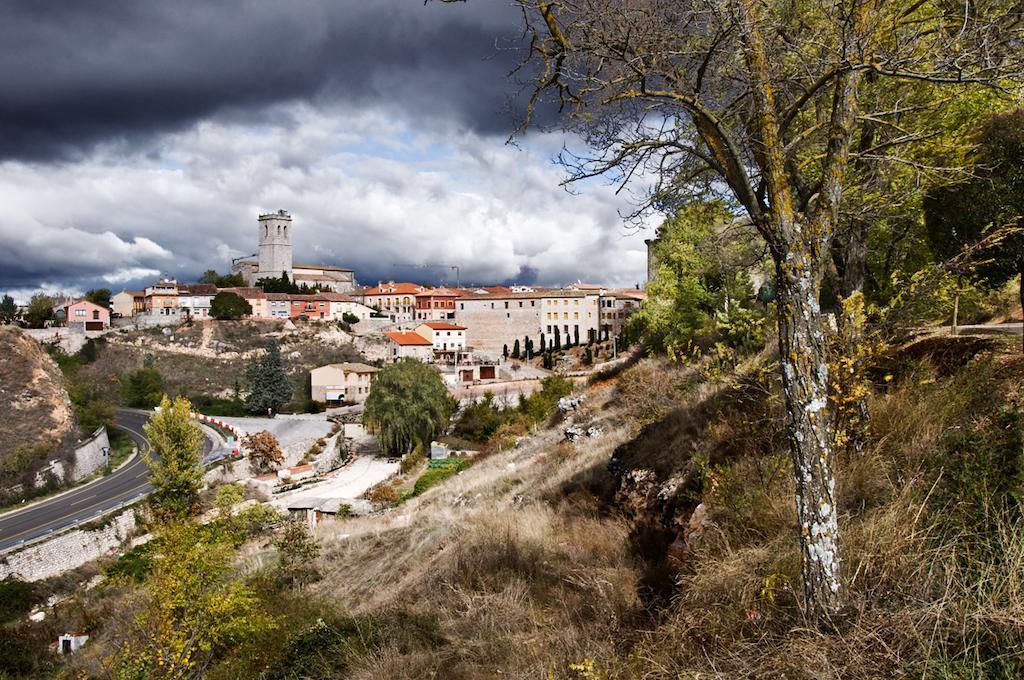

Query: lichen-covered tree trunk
left=775, top=241, right=842, bottom=620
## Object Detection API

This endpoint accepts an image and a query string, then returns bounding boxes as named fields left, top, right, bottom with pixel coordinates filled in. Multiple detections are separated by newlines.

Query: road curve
left=0, top=407, right=224, bottom=553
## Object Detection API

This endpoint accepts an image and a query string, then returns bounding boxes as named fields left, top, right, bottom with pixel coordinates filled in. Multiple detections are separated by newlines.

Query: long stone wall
left=70, top=426, right=110, bottom=482
left=0, top=509, right=136, bottom=582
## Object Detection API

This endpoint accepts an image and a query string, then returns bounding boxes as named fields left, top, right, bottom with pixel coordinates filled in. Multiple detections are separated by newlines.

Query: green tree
left=201, top=269, right=245, bottom=287
left=121, top=367, right=166, bottom=409
left=503, top=343, right=509, bottom=359
left=363, top=359, right=456, bottom=456
left=540, top=333, right=546, bottom=352
left=275, top=520, right=321, bottom=589
left=143, top=396, right=204, bottom=522
left=573, top=326, right=580, bottom=347
left=84, top=288, right=112, bottom=309
left=512, top=338, right=521, bottom=359
left=451, top=0, right=1022, bottom=620
left=924, top=110, right=1024, bottom=350
left=0, top=294, right=18, bottom=324
left=245, top=340, right=293, bottom=415
left=210, top=291, right=252, bottom=320
left=553, top=326, right=561, bottom=351
left=24, top=294, right=53, bottom=329
left=115, top=522, right=274, bottom=679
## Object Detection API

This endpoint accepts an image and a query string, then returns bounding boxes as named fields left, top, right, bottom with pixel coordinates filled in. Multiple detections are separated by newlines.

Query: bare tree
left=439, top=0, right=1023, bottom=619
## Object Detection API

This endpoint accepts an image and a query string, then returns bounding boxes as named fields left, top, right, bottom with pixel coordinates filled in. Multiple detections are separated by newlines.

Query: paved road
left=0, top=409, right=218, bottom=553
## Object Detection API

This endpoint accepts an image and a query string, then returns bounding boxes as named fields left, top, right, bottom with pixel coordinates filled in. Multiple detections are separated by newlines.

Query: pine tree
left=0, top=294, right=18, bottom=324
left=245, top=339, right=293, bottom=415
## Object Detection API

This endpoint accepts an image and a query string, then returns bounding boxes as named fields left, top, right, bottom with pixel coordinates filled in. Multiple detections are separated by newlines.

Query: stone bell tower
left=257, top=209, right=293, bottom=281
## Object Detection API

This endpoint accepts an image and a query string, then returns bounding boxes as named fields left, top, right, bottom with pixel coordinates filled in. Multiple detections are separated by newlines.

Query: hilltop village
left=92, top=210, right=644, bottom=377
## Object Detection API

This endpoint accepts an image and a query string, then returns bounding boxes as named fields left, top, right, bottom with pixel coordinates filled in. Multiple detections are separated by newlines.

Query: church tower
left=257, top=209, right=293, bottom=281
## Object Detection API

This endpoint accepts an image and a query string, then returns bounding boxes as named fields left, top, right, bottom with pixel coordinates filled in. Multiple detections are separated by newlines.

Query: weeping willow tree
left=363, top=359, right=457, bottom=456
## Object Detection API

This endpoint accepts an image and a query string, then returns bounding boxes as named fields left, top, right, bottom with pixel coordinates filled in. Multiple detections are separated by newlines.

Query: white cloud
left=1, top=102, right=655, bottom=295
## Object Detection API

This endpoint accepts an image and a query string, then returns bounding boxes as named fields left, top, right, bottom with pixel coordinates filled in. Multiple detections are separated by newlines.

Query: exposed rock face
left=0, top=327, right=77, bottom=484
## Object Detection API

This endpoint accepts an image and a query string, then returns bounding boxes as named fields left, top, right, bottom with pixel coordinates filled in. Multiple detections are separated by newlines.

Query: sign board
left=325, top=389, right=346, bottom=401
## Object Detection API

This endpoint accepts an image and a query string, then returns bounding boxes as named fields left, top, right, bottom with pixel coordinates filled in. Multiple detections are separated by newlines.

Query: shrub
left=0, top=578, right=37, bottom=624
left=401, top=447, right=426, bottom=474
left=366, top=483, right=401, bottom=505
left=413, top=458, right=470, bottom=496
left=121, top=367, right=166, bottom=408
left=342, top=312, right=360, bottom=324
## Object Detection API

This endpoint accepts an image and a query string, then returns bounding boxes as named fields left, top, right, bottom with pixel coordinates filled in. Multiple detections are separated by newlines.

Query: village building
left=454, top=291, right=545, bottom=356
left=414, top=322, right=467, bottom=352
left=322, top=293, right=376, bottom=321
left=310, top=362, right=379, bottom=404
left=384, top=330, right=435, bottom=362
left=414, top=287, right=464, bottom=321
left=177, top=283, right=217, bottom=320
left=540, top=291, right=602, bottom=345
left=363, top=281, right=426, bottom=322
left=289, top=294, right=330, bottom=320
left=111, top=290, right=144, bottom=318
left=599, top=290, right=647, bottom=339
left=217, top=287, right=267, bottom=319
left=264, top=292, right=292, bottom=319
left=144, top=279, right=180, bottom=318
left=230, top=210, right=357, bottom=292
left=64, top=299, right=110, bottom=332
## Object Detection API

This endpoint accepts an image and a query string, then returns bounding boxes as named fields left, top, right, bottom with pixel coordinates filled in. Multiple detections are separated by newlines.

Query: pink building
left=65, top=300, right=110, bottom=332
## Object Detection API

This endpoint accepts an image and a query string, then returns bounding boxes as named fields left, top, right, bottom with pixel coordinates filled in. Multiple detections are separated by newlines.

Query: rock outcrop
left=0, top=326, right=77, bottom=486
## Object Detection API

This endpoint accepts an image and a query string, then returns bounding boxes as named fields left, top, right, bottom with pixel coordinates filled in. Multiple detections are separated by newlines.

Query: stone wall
left=455, top=297, right=543, bottom=356
left=0, top=509, right=136, bottom=582
left=35, top=426, right=111, bottom=486
left=71, top=426, right=110, bottom=482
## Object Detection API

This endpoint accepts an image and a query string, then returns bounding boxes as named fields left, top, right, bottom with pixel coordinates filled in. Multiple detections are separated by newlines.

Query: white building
left=414, top=322, right=467, bottom=352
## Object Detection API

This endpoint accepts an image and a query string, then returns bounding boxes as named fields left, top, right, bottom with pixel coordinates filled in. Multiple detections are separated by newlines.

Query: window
left=573, top=312, right=579, bottom=320
left=518, top=301, right=523, bottom=307
left=459, top=303, right=464, bottom=310
left=75, top=309, right=85, bottom=317
left=574, top=299, right=579, bottom=305
left=504, top=301, right=509, bottom=309
left=531, top=301, right=535, bottom=307
left=92, top=310, right=99, bottom=320
left=563, top=312, right=568, bottom=320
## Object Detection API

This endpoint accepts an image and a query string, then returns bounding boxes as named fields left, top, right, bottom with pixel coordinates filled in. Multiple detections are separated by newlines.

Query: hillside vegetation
left=14, top=333, right=1016, bottom=679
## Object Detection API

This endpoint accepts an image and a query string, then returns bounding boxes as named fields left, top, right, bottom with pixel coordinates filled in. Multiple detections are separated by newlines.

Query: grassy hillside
left=10, top=334, right=1023, bottom=679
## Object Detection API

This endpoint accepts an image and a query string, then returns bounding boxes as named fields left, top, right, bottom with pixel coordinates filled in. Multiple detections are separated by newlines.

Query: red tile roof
left=364, top=282, right=426, bottom=296
left=420, top=322, right=466, bottom=331
left=415, top=287, right=465, bottom=298
left=384, top=331, right=433, bottom=346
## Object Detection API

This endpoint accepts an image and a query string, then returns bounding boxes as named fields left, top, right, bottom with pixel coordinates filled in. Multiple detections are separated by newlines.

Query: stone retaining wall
left=0, top=509, right=136, bottom=582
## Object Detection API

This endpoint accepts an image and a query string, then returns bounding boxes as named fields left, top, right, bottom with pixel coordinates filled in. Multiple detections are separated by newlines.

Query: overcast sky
left=0, top=0, right=653, bottom=301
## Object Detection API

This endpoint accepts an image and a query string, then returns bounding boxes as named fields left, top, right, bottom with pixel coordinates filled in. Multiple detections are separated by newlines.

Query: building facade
left=111, top=290, right=145, bottom=318
left=310, top=363, right=378, bottom=404
left=454, top=292, right=544, bottom=356
left=144, top=280, right=180, bottom=317
left=65, top=300, right=110, bottom=331
left=414, top=287, right=463, bottom=321
left=178, top=284, right=217, bottom=320
left=363, top=281, right=426, bottom=322
left=384, top=330, right=435, bottom=362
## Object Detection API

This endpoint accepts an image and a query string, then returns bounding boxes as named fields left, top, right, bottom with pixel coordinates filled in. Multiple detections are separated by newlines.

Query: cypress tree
left=245, top=339, right=294, bottom=415
left=512, top=339, right=521, bottom=359
left=540, top=333, right=546, bottom=352
left=503, top=344, right=509, bottom=359
left=554, top=326, right=561, bottom=350
left=574, top=326, right=580, bottom=347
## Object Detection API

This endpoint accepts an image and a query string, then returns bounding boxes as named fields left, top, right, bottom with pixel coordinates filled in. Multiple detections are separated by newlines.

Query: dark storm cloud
left=0, top=0, right=528, bottom=161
